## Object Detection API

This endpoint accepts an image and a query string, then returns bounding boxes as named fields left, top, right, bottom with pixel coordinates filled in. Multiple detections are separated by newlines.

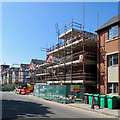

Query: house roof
left=96, top=14, right=120, bottom=32
left=31, top=59, right=45, bottom=65
left=20, top=64, right=29, bottom=68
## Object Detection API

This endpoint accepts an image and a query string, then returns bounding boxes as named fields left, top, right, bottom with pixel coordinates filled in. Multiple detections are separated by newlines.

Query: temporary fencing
left=1, top=84, right=16, bottom=91
left=33, top=84, right=84, bottom=104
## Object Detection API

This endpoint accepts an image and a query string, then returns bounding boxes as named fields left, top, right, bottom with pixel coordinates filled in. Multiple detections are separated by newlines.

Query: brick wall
left=106, top=40, right=119, bottom=53
left=118, top=47, right=120, bottom=95
left=97, top=35, right=100, bottom=94
left=97, top=26, right=120, bottom=95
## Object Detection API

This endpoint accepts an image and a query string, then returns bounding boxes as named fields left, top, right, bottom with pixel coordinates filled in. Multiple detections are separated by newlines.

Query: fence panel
left=33, top=84, right=84, bottom=104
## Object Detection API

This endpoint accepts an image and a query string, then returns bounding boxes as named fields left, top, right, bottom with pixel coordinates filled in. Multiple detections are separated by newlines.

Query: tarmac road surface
left=1, top=92, right=117, bottom=119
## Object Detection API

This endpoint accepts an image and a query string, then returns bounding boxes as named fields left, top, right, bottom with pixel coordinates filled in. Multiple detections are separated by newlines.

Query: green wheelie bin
left=15, top=88, right=18, bottom=94
left=99, top=95, right=107, bottom=108
left=107, top=96, right=117, bottom=109
left=88, top=94, right=93, bottom=105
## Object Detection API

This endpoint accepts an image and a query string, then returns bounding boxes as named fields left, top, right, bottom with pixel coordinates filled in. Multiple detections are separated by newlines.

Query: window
left=107, top=53, right=118, bottom=67
left=109, top=25, right=119, bottom=40
left=108, top=55, right=112, bottom=66
left=108, top=83, right=118, bottom=94
left=113, top=54, right=118, bottom=65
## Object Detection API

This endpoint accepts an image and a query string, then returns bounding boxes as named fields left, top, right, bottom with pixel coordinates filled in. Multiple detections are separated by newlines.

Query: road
left=1, top=92, right=116, bottom=119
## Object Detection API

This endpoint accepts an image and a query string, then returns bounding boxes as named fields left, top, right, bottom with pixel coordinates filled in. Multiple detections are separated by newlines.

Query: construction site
left=35, top=20, right=97, bottom=94
left=1, top=5, right=120, bottom=117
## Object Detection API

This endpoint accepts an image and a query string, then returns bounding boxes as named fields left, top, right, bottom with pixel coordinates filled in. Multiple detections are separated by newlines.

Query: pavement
left=67, top=103, right=120, bottom=118
left=23, top=92, right=120, bottom=118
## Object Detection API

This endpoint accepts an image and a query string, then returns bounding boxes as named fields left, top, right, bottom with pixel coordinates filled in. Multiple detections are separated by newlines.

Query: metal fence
left=34, top=84, right=84, bottom=104
left=0, top=84, right=15, bottom=91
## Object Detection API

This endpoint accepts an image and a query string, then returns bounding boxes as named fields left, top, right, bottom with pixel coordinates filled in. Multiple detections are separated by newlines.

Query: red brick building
left=96, top=14, right=120, bottom=95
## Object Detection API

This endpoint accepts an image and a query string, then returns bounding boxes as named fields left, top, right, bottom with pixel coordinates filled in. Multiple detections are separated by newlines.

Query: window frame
left=107, top=53, right=118, bottom=67
left=108, top=25, right=119, bottom=40
left=108, top=83, right=118, bottom=95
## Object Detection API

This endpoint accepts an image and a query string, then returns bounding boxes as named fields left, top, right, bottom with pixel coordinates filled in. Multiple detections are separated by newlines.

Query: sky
left=2, top=2, right=118, bottom=67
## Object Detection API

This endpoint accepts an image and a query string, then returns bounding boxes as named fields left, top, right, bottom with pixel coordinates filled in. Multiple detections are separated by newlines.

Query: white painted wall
left=108, top=66, right=118, bottom=83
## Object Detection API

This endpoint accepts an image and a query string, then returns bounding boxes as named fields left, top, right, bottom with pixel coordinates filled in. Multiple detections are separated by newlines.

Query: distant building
left=0, top=65, right=9, bottom=85
left=96, top=14, right=120, bottom=95
left=29, top=59, right=45, bottom=70
left=1, top=67, right=20, bottom=85
left=19, top=64, right=29, bottom=82
left=11, top=67, right=20, bottom=84
left=25, top=59, right=45, bottom=84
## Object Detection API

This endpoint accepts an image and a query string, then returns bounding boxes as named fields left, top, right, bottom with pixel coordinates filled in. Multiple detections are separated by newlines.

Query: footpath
left=67, top=102, right=119, bottom=118
left=21, top=92, right=120, bottom=118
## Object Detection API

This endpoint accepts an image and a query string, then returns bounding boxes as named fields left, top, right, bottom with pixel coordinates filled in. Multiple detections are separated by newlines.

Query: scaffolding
left=36, top=20, right=97, bottom=93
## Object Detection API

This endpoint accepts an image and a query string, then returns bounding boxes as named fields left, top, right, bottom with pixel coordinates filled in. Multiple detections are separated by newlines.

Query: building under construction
left=36, top=21, right=97, bottom=93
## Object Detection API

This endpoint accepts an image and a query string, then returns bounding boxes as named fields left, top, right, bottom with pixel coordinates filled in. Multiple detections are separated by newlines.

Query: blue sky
left=2, top=2, right=118, bottom=67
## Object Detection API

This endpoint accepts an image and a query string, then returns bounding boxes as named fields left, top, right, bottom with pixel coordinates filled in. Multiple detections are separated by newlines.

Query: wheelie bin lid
left=88, top=94, right=93, bottom=96
left=93, top=94, right=99, bottom=97
left=107, top=95, right=116, bottom=98
left=99, top=95, right=106, bottom=97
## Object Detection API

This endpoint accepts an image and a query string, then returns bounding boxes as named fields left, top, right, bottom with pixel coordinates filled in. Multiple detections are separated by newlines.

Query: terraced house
left=96, top=14, right=120, bottom=95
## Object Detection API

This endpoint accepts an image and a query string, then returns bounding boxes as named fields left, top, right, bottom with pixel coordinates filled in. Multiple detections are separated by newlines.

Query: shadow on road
left=2, top=99, right=54, bottom=119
